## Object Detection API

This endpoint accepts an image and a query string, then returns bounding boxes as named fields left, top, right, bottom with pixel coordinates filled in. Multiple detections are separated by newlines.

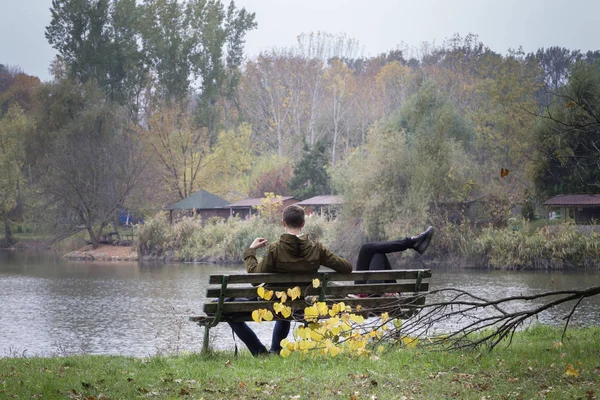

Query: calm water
left=1, top=251, right=599, bottom=357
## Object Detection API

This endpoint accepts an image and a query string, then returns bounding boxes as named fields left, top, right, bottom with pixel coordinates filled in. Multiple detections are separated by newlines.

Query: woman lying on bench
left=231, top=204, right=434, bottom=356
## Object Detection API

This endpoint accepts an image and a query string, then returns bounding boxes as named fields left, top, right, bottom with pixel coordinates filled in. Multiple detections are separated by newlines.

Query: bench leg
left=202, top=325, right=211, bottom=353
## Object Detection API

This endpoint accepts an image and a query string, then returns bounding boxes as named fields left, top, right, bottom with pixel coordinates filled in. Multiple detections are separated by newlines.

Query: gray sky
left=2, top=0, right=599, bottom=81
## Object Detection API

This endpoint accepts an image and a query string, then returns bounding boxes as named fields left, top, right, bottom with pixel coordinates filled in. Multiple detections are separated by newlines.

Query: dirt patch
left=63, top=244, right=138, bottom=261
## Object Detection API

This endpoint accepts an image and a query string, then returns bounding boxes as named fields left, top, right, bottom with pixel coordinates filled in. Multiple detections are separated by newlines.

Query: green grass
left=1, top=326, right=599, bottom=399
left=509, top=216, right=567, bottom=234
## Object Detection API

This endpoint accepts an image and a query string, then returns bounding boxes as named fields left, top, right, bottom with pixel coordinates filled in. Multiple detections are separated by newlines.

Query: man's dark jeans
left=354, top=238, right=413, bottom=284
left=228, top=319, right=290, bottom=356
left=221, top=297, right=290, bottom=356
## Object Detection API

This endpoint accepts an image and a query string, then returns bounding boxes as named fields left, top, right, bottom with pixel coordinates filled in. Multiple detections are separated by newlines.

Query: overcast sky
left=2, top=0, right=599, bottom=81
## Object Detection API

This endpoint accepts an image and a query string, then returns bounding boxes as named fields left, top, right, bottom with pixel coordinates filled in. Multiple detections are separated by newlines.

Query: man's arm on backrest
left=319, top=244, right=352, bottom=273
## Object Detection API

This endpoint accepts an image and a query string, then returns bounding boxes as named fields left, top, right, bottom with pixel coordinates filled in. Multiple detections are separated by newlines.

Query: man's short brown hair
left=282, top=204, right=305, bottom=228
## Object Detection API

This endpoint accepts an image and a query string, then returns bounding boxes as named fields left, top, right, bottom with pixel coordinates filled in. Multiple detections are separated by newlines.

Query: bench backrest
left=201, top=269, right=431, bottom=322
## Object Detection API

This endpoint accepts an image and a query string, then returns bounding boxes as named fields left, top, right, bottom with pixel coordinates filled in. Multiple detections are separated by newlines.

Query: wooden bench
left=190, top=269, right=431, bottom=352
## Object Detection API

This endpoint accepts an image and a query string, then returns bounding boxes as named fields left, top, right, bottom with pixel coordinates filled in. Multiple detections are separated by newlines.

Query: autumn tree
left=0, top=68, right=41, bottom=243
left=35, top=80, right=144, bottom=247
left=531, top=60, right=600, bottom=195
left=0, top=106, right=32, bottom=245
left=533, top=46, right=581, bottom=92
left=240, top=33, right=362, bottom=161
left=194, top=123, right=253, bottom=199
left=136, top=102, right=209, bottom=201
left=333, top=83, right=478, bottom=240
left=240, top=53, right=305, bottom=157
left=0, top=72, right=40, bottom=116
left=248, top=154, right=293, bottom=198
left=323, top=58, right=356, bottom=165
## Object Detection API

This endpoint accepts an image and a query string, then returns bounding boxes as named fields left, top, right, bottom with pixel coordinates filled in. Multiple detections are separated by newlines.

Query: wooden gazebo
left=544, top=194, right=600, bottom=224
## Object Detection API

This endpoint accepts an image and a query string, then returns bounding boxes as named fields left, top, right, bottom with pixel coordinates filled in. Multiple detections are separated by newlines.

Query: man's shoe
left=411, top=226, right=434, bottom=254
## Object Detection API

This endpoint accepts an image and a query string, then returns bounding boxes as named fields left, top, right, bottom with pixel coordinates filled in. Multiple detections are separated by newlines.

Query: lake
left=1, top=250, right=599, bottom=357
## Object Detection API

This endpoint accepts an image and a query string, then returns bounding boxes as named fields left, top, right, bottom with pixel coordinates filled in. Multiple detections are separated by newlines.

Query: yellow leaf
left=296, top=326, right=309, bottom=339
left=280, top=348, right=291, bottom=357
left=281, top=305, right=292, bottom=318
left=350, top=314, right=365, bottom=324
left=329, top=346, right=341, bottom=356
left=304, top=305, right=319, bottom=322
left=312, top=278, right=320, bottom=288
left=402, top=336, right=418, bottom=348
left=251, top=310, right=261, bottom=323
left=565, top=364, right=579, bottom=377
left=381, top=312, right=389, bottom=323
left=316, top=302, right=329, bottom=316
left=287, top=286, right=301, bottom=301
left=310, top=330, right=323, bottom=341
left=273, top=302, right=283, bottom=314
left=257, top=286, right=265, bottom=299
left=263, top=310, right=274, bottom=321
left=275, top=291, right=287, bottom=303
left=263, top=290, right=274, bottom=301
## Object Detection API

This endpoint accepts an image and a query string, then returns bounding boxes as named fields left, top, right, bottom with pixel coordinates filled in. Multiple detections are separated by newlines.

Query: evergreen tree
left=290, top=139, right=331, bottom=199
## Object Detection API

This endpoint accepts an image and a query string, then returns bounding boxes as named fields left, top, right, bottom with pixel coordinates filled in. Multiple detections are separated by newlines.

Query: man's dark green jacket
left=243, top=233, right=352, bottom=274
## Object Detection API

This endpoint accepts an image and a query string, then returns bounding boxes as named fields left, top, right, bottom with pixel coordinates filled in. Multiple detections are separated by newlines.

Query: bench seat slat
left=202, top=295, right=424, bottom=314
left=208, top=269, right=431, bottom=284
left=205, top=282, right=429, bottom=298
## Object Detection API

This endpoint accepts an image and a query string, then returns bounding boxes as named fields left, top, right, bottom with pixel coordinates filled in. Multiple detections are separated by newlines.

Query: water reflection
left=1, top=250, right=599, bottom=357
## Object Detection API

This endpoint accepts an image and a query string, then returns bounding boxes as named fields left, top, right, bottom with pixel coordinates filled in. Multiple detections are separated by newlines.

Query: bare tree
left=359, top=286, right=600, bottom=352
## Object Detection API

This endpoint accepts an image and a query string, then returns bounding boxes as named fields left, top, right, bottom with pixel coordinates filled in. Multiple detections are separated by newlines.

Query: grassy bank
left=1, top=326, right=599, bottom=399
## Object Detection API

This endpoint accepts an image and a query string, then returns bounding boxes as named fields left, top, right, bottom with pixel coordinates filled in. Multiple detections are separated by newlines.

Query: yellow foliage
left=296, top=326, right=309, bottom=339
left=287, top=286, right=301, bottom=301
left=251, top=284, right=409, bottom=358
left=350, top=314, right=365, bottom=324
left=257, top=286, right=274, bottom=300
left=275, top=291, right=287, bottom=303
left=254, top=192, right=283, bottom=222
left=312, top=278, right=321, bottom=288
left=565, top=363, right=579, bottom=377
left=280, top=348, right=291, bottom=358
left=316, top=302, right=329, bottom=316
left=251, top=309, right=274, bottom=323
left=381, top=312, right=389, bottom=323
left=310, top=329, right=323, bottom=341
left=304, top=305, right=319, bottom=322
left=273, top=302, right=292, bottom=318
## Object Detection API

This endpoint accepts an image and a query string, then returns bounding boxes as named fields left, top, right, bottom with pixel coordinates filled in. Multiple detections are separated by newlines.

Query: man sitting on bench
left=232, top=204, right=434, bottom=356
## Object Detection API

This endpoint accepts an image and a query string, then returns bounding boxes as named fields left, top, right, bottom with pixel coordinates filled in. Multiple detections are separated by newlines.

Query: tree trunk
left=87, top=226, right=99, bottom=249
left=3, top=213, right=15, bottom=246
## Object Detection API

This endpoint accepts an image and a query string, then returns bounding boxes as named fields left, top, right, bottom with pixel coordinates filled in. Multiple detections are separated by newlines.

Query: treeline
left=0, top=0, right=599, bottom=253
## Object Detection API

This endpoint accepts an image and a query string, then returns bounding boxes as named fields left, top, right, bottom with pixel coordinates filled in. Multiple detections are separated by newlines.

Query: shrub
left=138, top=213, right=339, bottom=263
left=475, top=223, right=600, bottom=269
